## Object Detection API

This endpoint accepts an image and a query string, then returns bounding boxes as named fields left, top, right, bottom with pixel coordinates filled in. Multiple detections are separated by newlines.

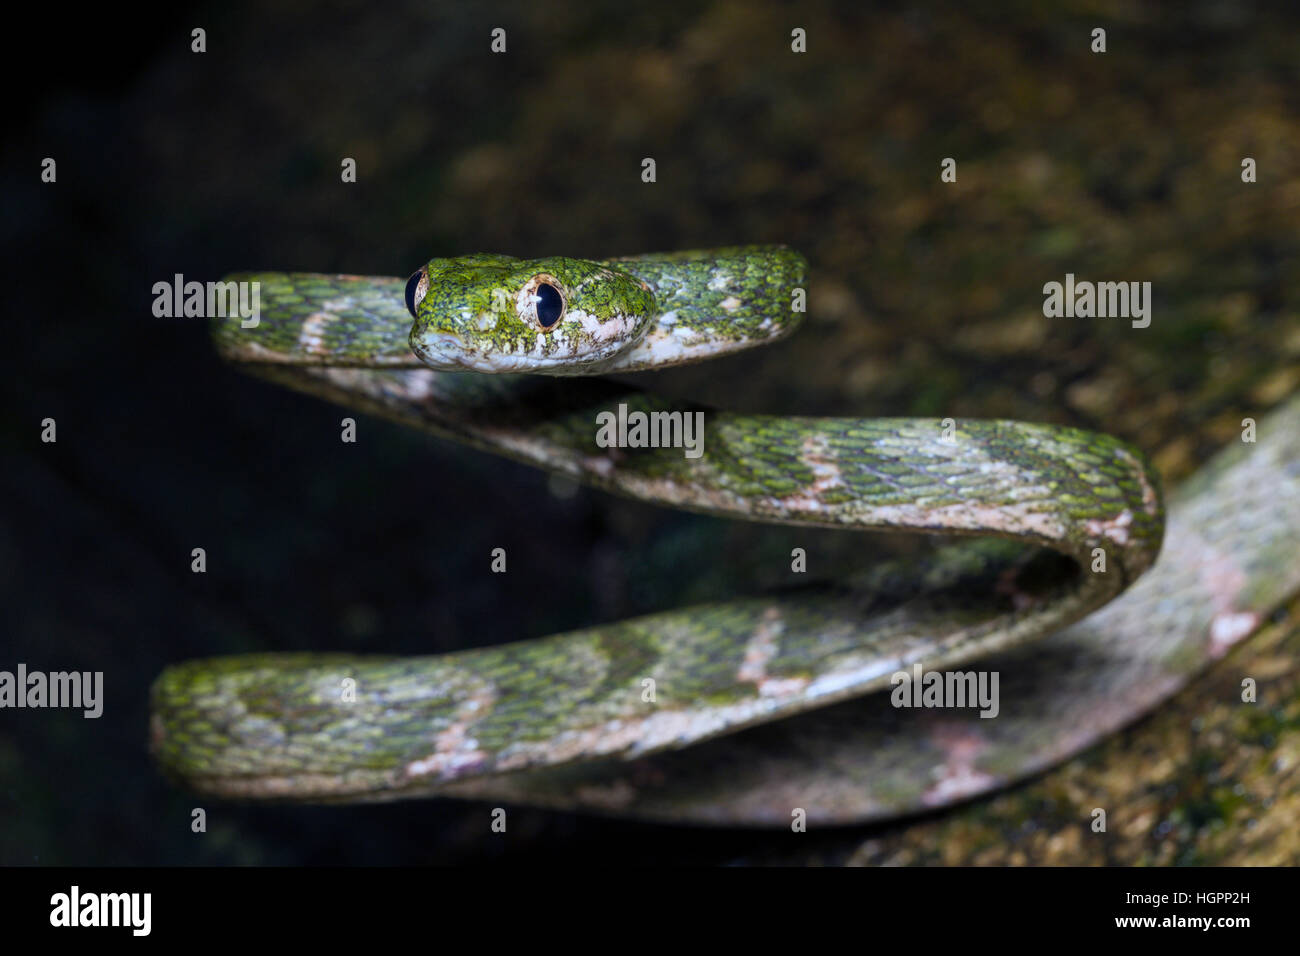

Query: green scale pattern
left=152, top=247, right=1177, bottom=820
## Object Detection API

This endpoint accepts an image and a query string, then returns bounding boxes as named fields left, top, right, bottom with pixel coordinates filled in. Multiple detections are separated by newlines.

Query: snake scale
left=149, top=246, right=1300, bottom=825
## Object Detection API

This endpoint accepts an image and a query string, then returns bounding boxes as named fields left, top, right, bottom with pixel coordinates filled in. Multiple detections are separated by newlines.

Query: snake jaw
left=409, top=317, right=645, bottom=373
left=409, top=329, right=473, bottom=370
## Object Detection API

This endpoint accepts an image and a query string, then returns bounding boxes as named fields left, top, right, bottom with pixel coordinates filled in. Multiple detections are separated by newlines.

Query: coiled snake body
left=150, top=246, right=1300, bottom=825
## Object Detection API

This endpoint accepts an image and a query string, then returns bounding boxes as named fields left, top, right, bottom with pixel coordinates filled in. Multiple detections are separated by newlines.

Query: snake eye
left=535, top=283, right=564, bottom=328
left=404, top=269, right=427, bottom=319
left=518, top=274, right=567, bottom=331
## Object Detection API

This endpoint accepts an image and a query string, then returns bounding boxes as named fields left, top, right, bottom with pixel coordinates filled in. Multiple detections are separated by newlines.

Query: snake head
left=406, top=254, right=657, bottom=373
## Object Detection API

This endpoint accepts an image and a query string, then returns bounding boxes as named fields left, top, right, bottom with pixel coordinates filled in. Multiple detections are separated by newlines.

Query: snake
left=149, top=245, right=1300, bottom=825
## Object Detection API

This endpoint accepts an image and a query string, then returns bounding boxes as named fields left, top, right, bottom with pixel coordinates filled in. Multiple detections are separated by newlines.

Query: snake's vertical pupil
left=536, top=283, right=563, bottom=328
left=404, top=270, right=423, bottom=319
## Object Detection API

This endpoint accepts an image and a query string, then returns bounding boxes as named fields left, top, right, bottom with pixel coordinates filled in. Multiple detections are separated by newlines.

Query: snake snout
left=409, top=328, right=470, bottom=370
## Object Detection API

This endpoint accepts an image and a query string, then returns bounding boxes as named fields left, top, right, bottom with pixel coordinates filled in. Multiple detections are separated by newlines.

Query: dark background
left=3, top=1, right=1298, bottom=864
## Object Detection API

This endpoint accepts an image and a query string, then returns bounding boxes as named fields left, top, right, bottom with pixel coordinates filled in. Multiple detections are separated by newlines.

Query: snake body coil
left=149, top=246, right=1296, bottom=825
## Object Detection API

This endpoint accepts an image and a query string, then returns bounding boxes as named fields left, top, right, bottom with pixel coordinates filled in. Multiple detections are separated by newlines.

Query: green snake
left=149, top=246, right=1300, bottom=825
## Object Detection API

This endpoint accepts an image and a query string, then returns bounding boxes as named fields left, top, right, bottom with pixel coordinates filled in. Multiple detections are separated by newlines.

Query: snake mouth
left=410, top=329, right=560, bottom=372
left=409, top=330, right=474, bottom=370
left=410, top=325, right=635, bottom=374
